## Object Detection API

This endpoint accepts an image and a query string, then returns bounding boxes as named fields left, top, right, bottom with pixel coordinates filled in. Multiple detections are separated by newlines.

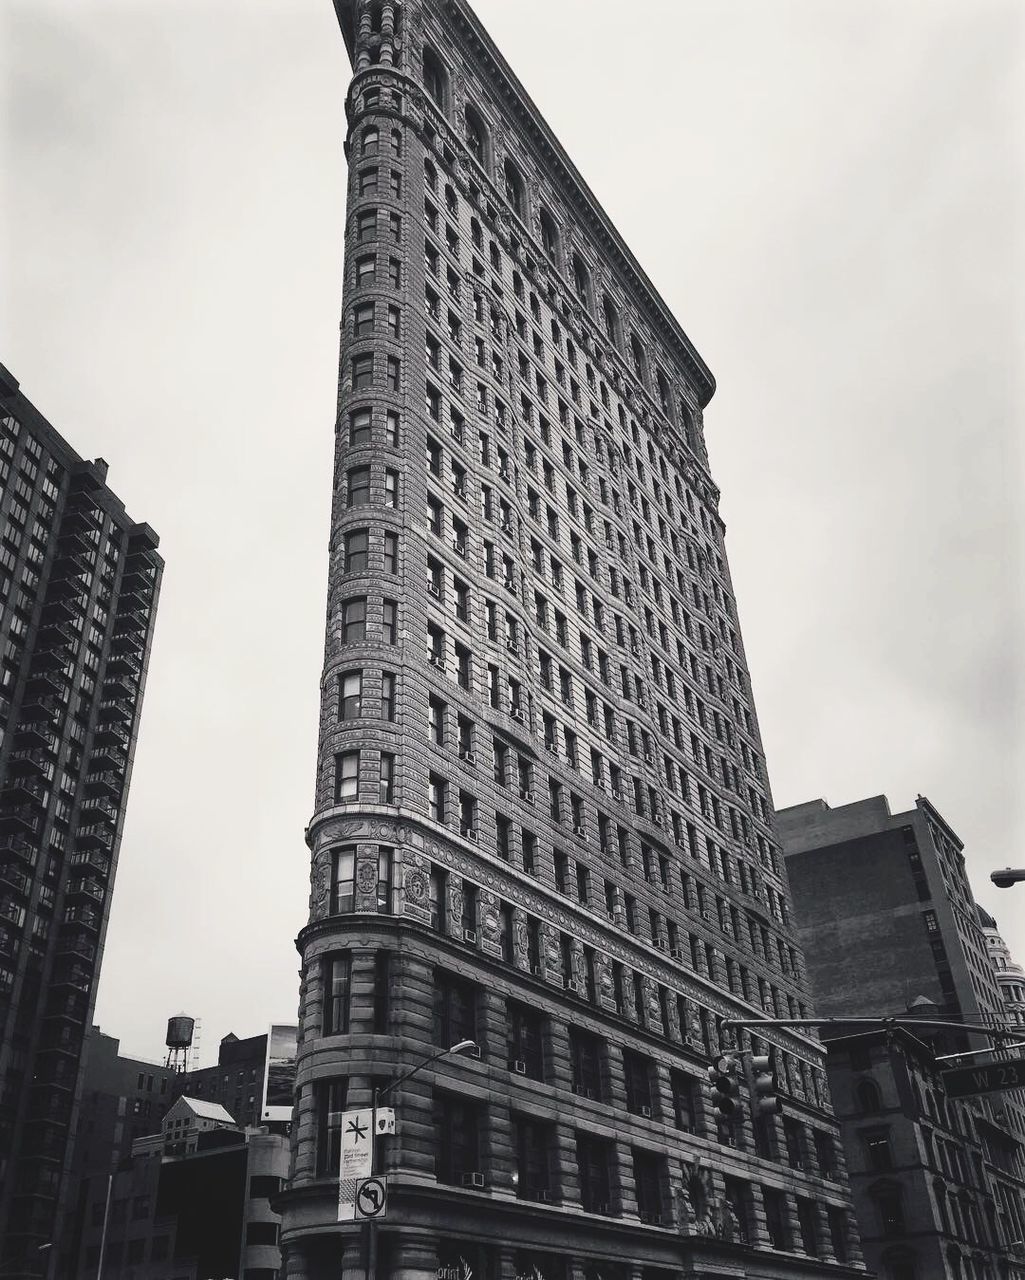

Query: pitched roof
left=174, top=1096, right=236, bottom=1123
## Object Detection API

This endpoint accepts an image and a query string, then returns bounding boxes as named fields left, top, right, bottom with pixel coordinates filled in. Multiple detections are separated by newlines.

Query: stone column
left=814, top=1199, right=839, bottom=1263
left=552, top=1123, right=579, bottom=1205
left=389, top=1231, right=438, bottom=1280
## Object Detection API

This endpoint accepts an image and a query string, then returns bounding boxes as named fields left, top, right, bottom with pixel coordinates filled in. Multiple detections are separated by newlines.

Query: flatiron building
left=282, top=4, right=865, bottom=1278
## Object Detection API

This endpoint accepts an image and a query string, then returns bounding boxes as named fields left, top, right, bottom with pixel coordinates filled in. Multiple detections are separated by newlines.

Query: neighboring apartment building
left=780, top=793, right=1025, bottom=1278
left=59, top=1026, right=174, bottom=1275
left=0, top=365, right=162, bottom=1277
left=170, top=1030, right=269, bottom=1130
left=826, top=1027, right=1024, bottom=1280
left=73, top=1098, right=288, bottom=1280
left=278, top=4, right=865, bottom=1278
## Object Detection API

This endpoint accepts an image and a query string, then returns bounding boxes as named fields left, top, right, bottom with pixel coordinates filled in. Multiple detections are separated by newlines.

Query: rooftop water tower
left=164, top=1013, right=195, bottom=1073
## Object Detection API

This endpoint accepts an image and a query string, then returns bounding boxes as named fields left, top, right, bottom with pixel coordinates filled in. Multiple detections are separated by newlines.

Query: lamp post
left=990, top=869, right=1025, bottom=889
left=365, top=1039, right=477, bottom=1280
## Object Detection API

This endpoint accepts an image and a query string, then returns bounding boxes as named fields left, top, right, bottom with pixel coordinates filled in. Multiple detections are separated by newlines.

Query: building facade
left=780, top=794, right=1025, bottom=1277
left=978, top=908, right=1025, bottom=1036
left=59, top=1026, right=175, bottom=1275
left=826, top=1027, right=1023, bottom=1280
left=0, top=365, right=162, bottom=1276
left=73, top=1098, right=289, bottom=1280
left=279, top=4, right=866, bottom=1278
left=170, top=1029, right=270, bottom=1130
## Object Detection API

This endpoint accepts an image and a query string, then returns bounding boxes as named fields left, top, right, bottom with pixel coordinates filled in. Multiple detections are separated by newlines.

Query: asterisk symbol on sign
left=346, top=1117, right=368, bottom=1141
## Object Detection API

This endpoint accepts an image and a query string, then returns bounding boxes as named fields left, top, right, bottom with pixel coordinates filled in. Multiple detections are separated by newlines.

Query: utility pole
left=363, top=1038, right=477, bottom=1280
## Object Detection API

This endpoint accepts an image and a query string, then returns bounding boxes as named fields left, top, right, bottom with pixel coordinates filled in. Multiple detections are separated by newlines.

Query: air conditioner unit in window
left=639, top=1212, right=663, bottom=1226
left=700, top=910, right=711, bottom=921
left=501, top=521, right=513, bottom=535
left=463, top=828, right=478, bottom=843
left=466, top=1044, right=483, bottom=1060
left=630, top=643, right=640, bottom=656
left=565, top=978, right=580, bottom=993
left=506, top=640, right=517, bottom=652
left=545, top=743, right=558, bottom=754
left=573, top=1085, right=595, bottom=1099
left=459, top=750, right=475, bottom=765
left=428, top=582, right=441, bottom=598
left=643, top=750, right=653, bottom=764
left=670, top=948, right=684, bottom=961
left=611, top=789, right=623, bottom=802
left=596, top=1202, right=612, bottom=1216
left=573, top=824, right=587, bottom=838
left=499, top=468, right=511, bottom=483
left=461, top=1171, right=485, bottom=1189
left=462, top=928, right=478, bottom=944
left=452, top=540, right=467, bottom=557
left=511, top=1059, right=527, bottom=1075
left=639, top=1105, right=652, bottom=1118
left=429, top=654, right=445, bottom=668
left=655, top=939, right=667, bottom=951
left=652, top=815, right=663, bottom=826
left=530, top=964, right=544, bottom=976
left=535, top=1188, right=552, bottom=1203
left=511, top=708, right=525, bottom=722
left=521, top=789, right=535, bottom=804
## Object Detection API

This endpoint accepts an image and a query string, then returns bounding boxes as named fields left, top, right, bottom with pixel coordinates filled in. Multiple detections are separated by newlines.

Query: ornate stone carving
left=354, top=845, right=379, bottom=912
left=401, top=851, right=431, bottom=921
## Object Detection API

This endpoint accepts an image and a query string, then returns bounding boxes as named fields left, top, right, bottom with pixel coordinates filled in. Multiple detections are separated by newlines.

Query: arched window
left=539, top=207, right=559, bottom=261
left=464, top=103, right=487, bottom=166
left=856, top=1079, right=882, bottom=1114
left=571, top=253, right=591, bottom=308
left=880, top=1248, right=918, bottom=1280
left=602, top=294, right=620, bottom=348
left=504, top=158, right=525, bottom=219
left=362, top=126, right=379, bottom=155
left=629, top=331, right=647, bottom=384
left=422, top=47, right=447, bottom=111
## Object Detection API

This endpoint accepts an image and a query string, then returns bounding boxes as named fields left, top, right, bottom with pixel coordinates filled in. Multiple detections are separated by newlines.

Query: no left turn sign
left=355, top=1175, right=388, bottom=1220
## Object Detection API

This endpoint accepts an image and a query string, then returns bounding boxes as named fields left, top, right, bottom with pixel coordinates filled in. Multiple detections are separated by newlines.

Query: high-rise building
left=780, top=793, right=1025, bottom=1276
left=280, top=5, right=864, bottom=1278
left=0, top=366, right=162, bottom=1276
left=978, top=907, right=1025, bottom=1037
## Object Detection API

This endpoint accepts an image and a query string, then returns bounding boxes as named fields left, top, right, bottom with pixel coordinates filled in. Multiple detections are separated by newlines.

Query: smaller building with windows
left=73, top=1097, right=289, bottom=1280
left=824, top=1026, right=1022, bottom=1280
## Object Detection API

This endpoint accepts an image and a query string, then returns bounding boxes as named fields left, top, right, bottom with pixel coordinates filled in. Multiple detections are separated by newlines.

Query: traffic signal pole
left=720, top=1015, right=1014, bottom=1040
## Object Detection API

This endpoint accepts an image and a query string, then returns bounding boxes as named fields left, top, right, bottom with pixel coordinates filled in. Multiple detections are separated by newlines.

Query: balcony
left=7, top=745, right=53, bottom=773
left=40, top=597, right=74, bottom=624
left=84, top=770, right=121, bottom=797
left=66, top=877, right=105, bottom=904
left=19, top=690, right=61, bottom=723
left=14, top=722, right=59, bottom=752
left=31, top=640, right=74, bottom=671
left=55, top=931, right=96, bottom=962
left=0, top=864, right=31, bottom=896
left=3, top=775, right=48, bottom=806
left=74, top=824, right=114, bottom=852
left=51, top=548, right=91, bottom=578
left=114, top=606, right=147, bottom=633
left=0, top=836, right=37, bottom=865
left=101, top=674, right=134, bottom=700
left=0, top=804, right=43, bottom=835
left=89, top=743, right=126, bottom=773
left=97, top=697, right=132, bottom=723
left=69, top=848, right=111, bottom=878
left=50, top=962, right=92, bottom=994
left=25, top=670, right=65, bottom=699
left=79, top=795, right=117, bottom=826
left=61, top=506, right=102, bottom=537
left=56, top=528, right=90, bottom=555
left=107, top=649, right=141, bottom=676
left=94, top=720, right=130, bottom=750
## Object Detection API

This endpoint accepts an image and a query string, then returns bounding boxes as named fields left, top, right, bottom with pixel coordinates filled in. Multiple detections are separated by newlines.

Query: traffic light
left=707, top=1053, right=742, bottom=1122
left=749, top=1052, right=783, bottom=1118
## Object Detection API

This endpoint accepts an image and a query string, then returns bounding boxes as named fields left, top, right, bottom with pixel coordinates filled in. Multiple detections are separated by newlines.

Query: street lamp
left=990, top=869, right=1025, bottom=889
left=365, top=1039, right=477, bottom=1280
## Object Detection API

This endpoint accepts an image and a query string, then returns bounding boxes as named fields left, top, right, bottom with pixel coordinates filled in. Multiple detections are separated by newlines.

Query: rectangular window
left=381, top=672, right=396, bottom=721
left=342, top=597, right=367, bottom=643
left=331, top=846, right=356, bottom=913
left=324, top=954, right=352, bottom=1034
left=379, top=753, right=395, bottom=803
left=335, top=751, right=360, bottom=802
left=347, top=466, right=371, bottom=507
left=349, top=407, right=373, bottom=443
left=339, top=670, right=362, bottom=719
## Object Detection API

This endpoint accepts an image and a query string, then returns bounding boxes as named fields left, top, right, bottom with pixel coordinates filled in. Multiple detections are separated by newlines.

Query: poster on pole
left=337, top=1108, right=374, bottom=1221
left=260, top=1024, right=299, bottom=1122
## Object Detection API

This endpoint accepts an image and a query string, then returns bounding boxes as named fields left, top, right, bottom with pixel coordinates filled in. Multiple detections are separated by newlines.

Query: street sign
left=355, top=1175, right=388, bottom=1220
left=942, top=1053, right=1025, bottom=1099
left=338, top=1108, right=374, bottom=1222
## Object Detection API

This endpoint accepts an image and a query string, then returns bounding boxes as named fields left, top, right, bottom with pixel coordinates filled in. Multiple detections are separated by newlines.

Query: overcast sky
left=3, top=0, right=1022, bottom=1064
